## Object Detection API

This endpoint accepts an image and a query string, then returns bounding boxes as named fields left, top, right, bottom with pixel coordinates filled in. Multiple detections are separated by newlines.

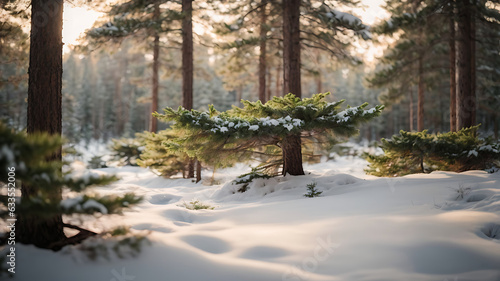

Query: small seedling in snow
left=304, top=182, right=322, bottom=198
left=181, top=199, right=215, bottom=210
left=451, top=184, right=472, bottom=200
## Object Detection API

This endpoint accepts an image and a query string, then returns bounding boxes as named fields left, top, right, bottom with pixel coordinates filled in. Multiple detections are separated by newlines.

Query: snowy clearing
left=10, top=157, right=500, bottom=281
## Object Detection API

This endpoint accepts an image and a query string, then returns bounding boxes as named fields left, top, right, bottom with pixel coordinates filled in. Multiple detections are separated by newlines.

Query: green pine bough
left=0, top=122, right=142, bottom=250
left=364, top=126, right=500, bottom=177
left=153, top=93, right=383, bottom=176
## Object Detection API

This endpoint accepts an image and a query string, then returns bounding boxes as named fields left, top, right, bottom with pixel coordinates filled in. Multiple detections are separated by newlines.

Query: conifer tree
left=154, top=93, right=383, bottom=176
left=87, top=0, right=183, bottom=132
left=0, top=123, right=141, bottom=250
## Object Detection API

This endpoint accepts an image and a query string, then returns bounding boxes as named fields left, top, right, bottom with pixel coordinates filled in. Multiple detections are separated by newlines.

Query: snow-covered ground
left=10, top=156, right=500, bottom=281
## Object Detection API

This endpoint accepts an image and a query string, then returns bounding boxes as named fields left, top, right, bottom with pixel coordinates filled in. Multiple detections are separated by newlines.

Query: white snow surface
left=9, top=156, right=500, bottom=281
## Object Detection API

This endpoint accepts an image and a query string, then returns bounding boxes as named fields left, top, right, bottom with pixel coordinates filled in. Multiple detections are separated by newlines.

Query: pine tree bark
left=266, top=66, right=272, bottom=101
left=258, top=0, right=268, bottom=102
left=275, top=63, right=281, bottom=97
left=449, top=14, right=457, bottom=132
left=196, top=160, right=202, bottom=183
left=456, top=0, right=473, bottom=130
left=409, top=86, right=414, bottom=131
left=150, top=0, right=160, bottom=132
left=282, top=0, right=301, bottom=97
left=182, top=0, right=193, bottom=111
left=470, top=3, right=476, bottom=127
left=281, top=134, right=305, bottom=176
left=182, top=0, right=195, bottom=178
left=18, top=0, right=66, bottom=248
left=417, top=56, right=425, bottom=131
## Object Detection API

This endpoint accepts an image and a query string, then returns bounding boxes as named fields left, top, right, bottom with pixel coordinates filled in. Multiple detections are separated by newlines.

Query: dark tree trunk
left=275, top=62, right=281, bottom=97
left=281, top=134, right=304, bottom=176
left=182, top=0, right=193, bottom=110
left=417, top=57, right=425, bottom=131
left=470, top=3, right=476, bottom=127
left=409, top=86, right=414, bottom=131
left=282, top=0, right=301, bottom=97
left=449, top=13, right=457, bottom=132
left=457, top=0, right=474, bottom=129
left=266, top=66, right=272, bottom=101
left=150, top=1, right=160, bottom=132
left=182, top=0, right=194, bottom=178
left=196, top=160, right=202, bottom=183
left=18, top=0, right=66, bottom=248
left=258, top=0, right=268, bottom=102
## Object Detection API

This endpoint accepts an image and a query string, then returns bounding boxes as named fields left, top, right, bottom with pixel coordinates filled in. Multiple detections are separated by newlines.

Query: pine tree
left=0, top=122, right=141, bottom=250
left=87, top=0, right=183, bottom=132
left=154, top=93, right=383, bottom=176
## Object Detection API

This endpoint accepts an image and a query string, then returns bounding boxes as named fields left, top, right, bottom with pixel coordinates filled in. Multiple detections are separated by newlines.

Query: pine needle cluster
left=364, top=126, right=500, bottom=177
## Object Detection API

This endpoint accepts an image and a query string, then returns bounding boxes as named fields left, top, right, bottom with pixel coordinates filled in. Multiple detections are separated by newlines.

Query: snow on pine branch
left=156, top=94, right=383, bottom=137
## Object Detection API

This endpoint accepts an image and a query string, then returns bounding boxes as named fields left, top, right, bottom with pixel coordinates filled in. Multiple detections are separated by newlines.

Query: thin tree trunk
left=266, top=65, right=272, bottom=101
left=258, top=0, right=268, bottom=102
left=236, top=85, right=243, bottom=106
left=449, top=14, right=457, bottom=132
left=409, top=86, right=414, bottom=131
left=281, top=134, right=304, bottom=176
left=150, top=0, right=160, bottom=132
left=18, top=0, right=66, bottom=248
left=196, top=159, right=202, bottom=183
left=275, top=62, right=281, bottom=97
left=470, top=3, right=476, bottom=127
left=316, top=74, right=322, bottom=94
left=457, top=0, right=473, bottom=129
left=417, top=57, right=425, bottom=131
left=282, top=0, right=301, bottom=97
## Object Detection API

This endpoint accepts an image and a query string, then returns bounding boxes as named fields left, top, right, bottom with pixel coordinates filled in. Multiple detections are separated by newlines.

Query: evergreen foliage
left=110, top=138, right=143, bottom=166
left=364, top=126, right=500, bottom=177
left=153, top=93, right=383, bottom=175
left=180, top=199, right=215, bottom=210
left=234, top=168, right=274, bottom=193
left=136, top=130, right=186, bottom=177
left=304, top=182, right=322, bottom=198
left=0, top=123, right=142, bottom=246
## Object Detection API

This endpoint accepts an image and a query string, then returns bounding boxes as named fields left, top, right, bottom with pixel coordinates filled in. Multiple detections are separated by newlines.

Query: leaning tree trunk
left=449, top=13, right=457, bottom=132
left=182, top=0, right=195, bottom=178
left=17, top=0, right=66, bottom=248
left=457, top=0, right=473, bottom=130
left=282, top=0, right=301, bottom=98
left=150, top=0, right=160, bottom=133
left=258, top=0, right=268, bottom=102
left=281, top=134, right=305, bottom=176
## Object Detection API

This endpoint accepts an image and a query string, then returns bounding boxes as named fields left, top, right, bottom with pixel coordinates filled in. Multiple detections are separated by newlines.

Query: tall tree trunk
left=258, top=0, right=268, bottom=102
left=449, top=14, right=457, bottom=132
left=150, top=1, right=160, bottom=132
left=18, top=0, right=66, bottom=248
left=281, top=134, right=305, bottom=175
left=275, top=62, right=281, bottom=97
left=409, top=86, right=414, bottom=131
left=182, top=0, right=194, bottom=178
left=316, top=74, right=322, bottom=94
left=417, top=57, right=425, bottom=131
left=470, top=3, right=476, bottom=126
left=282, top=0, right=301, bottom=97
left=236, top=85, right=243, bottom=106
left=266, top=65, right=272, bottom=101
left=457, top=0, right=473, bottom=129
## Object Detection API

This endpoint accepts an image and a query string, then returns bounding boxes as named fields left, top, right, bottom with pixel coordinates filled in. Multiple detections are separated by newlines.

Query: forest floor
left=10, top=149, right=500, bottom=281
